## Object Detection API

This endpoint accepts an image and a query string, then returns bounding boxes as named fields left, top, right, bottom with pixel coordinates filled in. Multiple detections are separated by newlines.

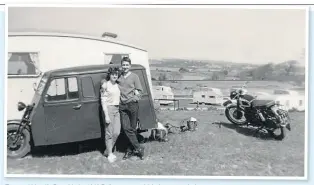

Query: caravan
left=273, top=89, right=305, bottom=111
left=192, top=87, right=224, bottom=105
left=153, top=86, right=174, bottom=105
left=7, top=32, right=153, bottom=120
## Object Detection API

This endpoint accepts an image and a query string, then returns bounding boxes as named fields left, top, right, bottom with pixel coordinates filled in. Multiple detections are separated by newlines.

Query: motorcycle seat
left=252, top=100, right=275, bottom=108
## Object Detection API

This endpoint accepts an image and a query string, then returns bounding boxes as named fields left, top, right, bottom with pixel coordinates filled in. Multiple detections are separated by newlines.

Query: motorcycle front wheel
left=225, top=105, right=248, bottom=125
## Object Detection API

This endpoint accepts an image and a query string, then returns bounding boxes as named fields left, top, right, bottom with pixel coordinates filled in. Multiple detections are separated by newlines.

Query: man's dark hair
left=121, top=56, right=131, bottom=65
left=105, top=66, right=121, bottom=81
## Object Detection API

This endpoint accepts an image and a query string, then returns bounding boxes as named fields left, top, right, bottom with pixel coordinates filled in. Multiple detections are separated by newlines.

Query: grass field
left=7, top=110, right=305, bottom=176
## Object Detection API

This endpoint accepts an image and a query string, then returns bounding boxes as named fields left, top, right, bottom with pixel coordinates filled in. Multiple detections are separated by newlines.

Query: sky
left=8, top=7, right=306, bottom=65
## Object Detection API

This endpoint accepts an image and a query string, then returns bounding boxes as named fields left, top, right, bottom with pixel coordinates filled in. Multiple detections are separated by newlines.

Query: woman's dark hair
left=105, top=66, right=120, bottom=81
left=121, top=56, right=131, bottom=65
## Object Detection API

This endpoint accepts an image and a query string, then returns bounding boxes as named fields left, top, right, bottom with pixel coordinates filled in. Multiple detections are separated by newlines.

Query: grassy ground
left=7, top=110, right=305, bottom=176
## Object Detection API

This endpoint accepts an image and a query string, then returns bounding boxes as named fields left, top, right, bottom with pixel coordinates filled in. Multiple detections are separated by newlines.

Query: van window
left=67, top=77, right=79, bottom=99
left=46, top=77, right=79, bottom=101
left=46, top=78, right=67, bottom=101
left=104, top=53, right=129, bottom=64
left=81, top=76, right=96, bottom=98
left=8, top=52, right=40, bottom=76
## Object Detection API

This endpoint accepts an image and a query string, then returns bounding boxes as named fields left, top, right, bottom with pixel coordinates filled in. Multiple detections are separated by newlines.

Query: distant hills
left=149, top=58, right=259, bottom=68
left=149, top=58, right=305, bottom=83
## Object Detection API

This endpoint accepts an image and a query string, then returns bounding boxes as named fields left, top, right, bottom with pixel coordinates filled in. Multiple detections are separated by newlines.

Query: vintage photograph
left=5, top=6, right=307, bottom=177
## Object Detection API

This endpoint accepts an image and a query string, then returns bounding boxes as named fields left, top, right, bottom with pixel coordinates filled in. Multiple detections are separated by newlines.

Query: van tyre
left=225, top=105, right=248, bottom=125
left=269, top=127, right=286, bottom=140
left=7, top=124, right=31, bottom=159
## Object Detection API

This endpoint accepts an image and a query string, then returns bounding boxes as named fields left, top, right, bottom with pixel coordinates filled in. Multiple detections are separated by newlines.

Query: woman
left=100, top=67, right=121, bottom=163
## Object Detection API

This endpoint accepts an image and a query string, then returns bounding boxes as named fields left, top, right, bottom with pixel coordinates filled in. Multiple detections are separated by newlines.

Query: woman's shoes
left=107, top=153, right=117, bottom=163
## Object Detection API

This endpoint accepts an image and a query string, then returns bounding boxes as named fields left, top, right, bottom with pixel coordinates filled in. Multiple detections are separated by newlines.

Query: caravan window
left=104, top=53, right=129, bottom=64
left=8, top=52, right=40, bottom=76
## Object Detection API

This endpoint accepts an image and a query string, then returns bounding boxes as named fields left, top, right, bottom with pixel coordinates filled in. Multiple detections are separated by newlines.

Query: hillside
left=149, top=58, right=305, bottom=84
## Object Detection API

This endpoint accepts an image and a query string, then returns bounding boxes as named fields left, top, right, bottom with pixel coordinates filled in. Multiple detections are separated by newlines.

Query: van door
left=43, top=76, right=85, bottom=145
left=132, top=69, right=157, bottom=129
left=78, top=75, right=102, bottom=140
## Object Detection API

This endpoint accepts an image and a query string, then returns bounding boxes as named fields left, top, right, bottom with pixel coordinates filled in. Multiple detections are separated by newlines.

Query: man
left=118, top=56, right=145, bottom=160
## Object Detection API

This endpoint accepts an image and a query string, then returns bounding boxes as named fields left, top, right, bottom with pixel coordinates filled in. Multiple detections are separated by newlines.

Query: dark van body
left=7, top=64, right=157, bottom=158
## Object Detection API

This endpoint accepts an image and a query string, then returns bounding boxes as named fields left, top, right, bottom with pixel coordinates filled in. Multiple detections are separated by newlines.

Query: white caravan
left=7, top=32, right=153, bottom=120
left=192, top=87, right=224, bottom=105
left=273, top=89, right=305, bottom=111
left=152, top=86, right=174, bottom=105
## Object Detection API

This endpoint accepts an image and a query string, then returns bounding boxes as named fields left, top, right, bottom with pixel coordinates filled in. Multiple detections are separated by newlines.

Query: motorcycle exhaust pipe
left=257, top=111, right=266, bottom=122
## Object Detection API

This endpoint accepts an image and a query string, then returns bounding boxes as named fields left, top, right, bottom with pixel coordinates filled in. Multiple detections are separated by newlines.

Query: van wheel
left=7, top=124, right=31, bottom=159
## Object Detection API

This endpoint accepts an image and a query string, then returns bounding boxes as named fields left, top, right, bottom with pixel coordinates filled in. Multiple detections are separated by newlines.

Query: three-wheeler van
left=7, top=64, right=157, bottom=159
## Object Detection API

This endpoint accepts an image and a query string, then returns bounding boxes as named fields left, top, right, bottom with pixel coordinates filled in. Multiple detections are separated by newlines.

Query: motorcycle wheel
left=269, top=127, right=286, bottom=140
left=225, top=105, right=248, bottom=125
left=7, top=124, right=31, bottom=159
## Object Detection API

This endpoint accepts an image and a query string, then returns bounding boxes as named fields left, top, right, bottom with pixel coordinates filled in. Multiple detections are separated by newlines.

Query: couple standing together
left=100, top=57, right=144, bottom=163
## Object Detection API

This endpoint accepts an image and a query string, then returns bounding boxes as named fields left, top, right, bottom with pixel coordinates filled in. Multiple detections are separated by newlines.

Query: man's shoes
left=122, top=151, right=133, bottom=160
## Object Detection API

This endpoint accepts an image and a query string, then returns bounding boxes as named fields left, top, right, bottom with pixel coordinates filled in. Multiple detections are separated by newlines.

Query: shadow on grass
left=30, top=138, right=104, bottom=158
left=29, top=132, right=155, bottom=158
left=212, top=121, right=276, bottom=140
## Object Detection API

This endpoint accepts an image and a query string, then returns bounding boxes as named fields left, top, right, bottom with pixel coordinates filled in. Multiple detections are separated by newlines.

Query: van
left=7, top=64, right=157, bottom=159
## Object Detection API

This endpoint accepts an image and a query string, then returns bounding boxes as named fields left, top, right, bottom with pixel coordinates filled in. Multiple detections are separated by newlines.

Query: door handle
left=73, top=104, right=82, bottom=110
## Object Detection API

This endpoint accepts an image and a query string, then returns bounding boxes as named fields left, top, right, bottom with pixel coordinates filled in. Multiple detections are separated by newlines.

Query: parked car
left=7, top=64, right=157, bottom=159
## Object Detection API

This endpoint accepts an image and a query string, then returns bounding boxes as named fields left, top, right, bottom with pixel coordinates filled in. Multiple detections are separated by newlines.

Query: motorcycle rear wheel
left=225, top=105, right=248, bottom=125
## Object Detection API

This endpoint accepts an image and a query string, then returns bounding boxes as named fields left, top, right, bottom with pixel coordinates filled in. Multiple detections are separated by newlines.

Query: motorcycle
left=223, top=81, right=291, bottom=140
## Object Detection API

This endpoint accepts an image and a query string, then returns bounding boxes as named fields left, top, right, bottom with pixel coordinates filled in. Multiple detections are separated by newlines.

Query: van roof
left=47, top=64, right=145, bottom=76
left=9, top=31, right=147, bottom=52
